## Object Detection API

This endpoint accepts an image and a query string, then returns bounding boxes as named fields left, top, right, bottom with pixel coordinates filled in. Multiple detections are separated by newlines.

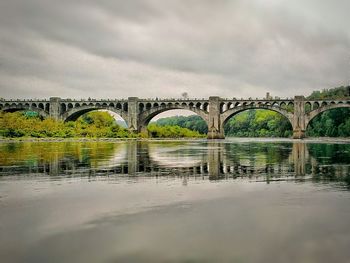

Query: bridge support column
left=49, top=97, right=61, bottom=121
left=207, top=96, right=225, bottom=139
left=127, top=97, right=138, bottom=133
left=292, top=96, right=306, bottom=139
left=292, top=142, right=308, bottom=176
left=127, top=141, right=138, bottom=175
left=208, top=142, right=221, bottom=179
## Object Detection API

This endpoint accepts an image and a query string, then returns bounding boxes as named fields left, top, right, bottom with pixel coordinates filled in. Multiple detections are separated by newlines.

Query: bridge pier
left=127, top=141, right=138, bottom=175
left=208, top=142, right=221, bottom=179
left=49, top=97, right=61, bottom=121
left=292, top=142, right=308, bottom=175
left=292, top=96, right=306, bottom=139
left=127, top=97, right=138, bottom=133
left=207, top=96, right=225, bottom=139
left=293, top=129, right=306, bottom=139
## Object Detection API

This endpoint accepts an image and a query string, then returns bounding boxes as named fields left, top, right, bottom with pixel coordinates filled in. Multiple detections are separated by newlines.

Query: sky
left=0, top=0, right=349, bottom=100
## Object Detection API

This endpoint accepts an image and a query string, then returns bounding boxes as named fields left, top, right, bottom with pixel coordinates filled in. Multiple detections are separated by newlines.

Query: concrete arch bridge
left=1, top=96, right=349, bottom=139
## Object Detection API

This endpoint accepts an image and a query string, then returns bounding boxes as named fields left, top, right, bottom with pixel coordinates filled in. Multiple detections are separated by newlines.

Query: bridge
left=1, top=96, right=349, bottom=139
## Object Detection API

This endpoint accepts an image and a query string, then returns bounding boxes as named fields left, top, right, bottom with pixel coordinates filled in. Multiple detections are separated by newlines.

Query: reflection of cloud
left=148, top=144, right=204, bottom=168
left=95, top=143, right=127, bottom=168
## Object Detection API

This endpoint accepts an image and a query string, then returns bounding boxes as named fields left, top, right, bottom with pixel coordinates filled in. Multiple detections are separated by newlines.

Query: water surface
left=0, top=139, right=350, bottom=263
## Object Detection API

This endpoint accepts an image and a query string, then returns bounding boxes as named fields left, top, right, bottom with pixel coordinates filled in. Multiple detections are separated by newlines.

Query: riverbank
left=0, top=137, right=207, bottom=143
left=0, top=136, right=349, bottom=143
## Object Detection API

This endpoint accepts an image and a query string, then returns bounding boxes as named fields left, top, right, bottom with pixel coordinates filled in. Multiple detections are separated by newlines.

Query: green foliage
left=224, top=110, right=293, bottom=137
left=0, top=111, right=204, bottom=139
left=155, top=115, right=208, bottom=134
left=306, top=86, right=350, bottom=137
left=0, top=111, right=136, bottom=138
left=306, top=108, right=350, bottom=137
left=147, top=124, right=205, bottom=138
left=307, top=86, right=350, bottom=100
left=79, top=111, right=115, bottom=127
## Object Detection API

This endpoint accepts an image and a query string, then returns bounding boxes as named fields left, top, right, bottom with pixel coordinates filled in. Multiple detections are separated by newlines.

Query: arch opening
left=143, top=109, right=208, bottom=138
left=61, top=103, right=67, bottom=113
left=123, top=103, right=128, bottom=112
left=305, top=102, right=312, bottom=113
left=306, top=107, right=350, bottom=137
left=312, top=102, right=319, bottom=110
left=75, top=110, right=128, bottom=129
left=139, top=103, right=144, bottom=113
left=203, top=102, right=209, bottom=112
left=63, top=105, right=125, bottom=123
left=223, top=109, right=293, bottom=138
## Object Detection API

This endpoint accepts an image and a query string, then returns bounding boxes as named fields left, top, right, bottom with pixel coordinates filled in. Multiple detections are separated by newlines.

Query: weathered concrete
left=1, top=96, right=349, bottom=139
left=291, top=142, right=307, bottom=175
left=127, top=97, right=138, bottom=132
left=292, top=96, right=306, bottom=139
left=207, top=96, right=224, bottom=139
left=49, top=97, right=61, bottom=120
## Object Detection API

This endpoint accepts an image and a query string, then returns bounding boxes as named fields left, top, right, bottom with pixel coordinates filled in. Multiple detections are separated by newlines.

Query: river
left=0, top=139, right=349, bottom=263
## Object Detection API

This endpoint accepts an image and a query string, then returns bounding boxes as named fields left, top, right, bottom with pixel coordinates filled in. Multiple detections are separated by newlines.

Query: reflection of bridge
left=1, top=96, right=350, bottom=138
left=2, top=141, right=348, bottom=181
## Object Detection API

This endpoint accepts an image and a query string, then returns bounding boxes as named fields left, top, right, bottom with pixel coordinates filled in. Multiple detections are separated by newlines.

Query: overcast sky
left=0, top=0, right=349, bottom=100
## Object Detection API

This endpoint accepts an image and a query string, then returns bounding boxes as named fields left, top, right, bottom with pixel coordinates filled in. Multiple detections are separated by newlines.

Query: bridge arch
left=305, top=101, right=350, bottom=129
left=137, top=104, right=209, bottom=133
left=220, top=105, right=294, bottom=136
left=61, top=105, right=128, bottom=124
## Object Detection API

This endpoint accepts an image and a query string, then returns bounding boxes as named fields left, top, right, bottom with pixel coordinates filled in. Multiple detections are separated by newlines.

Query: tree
left=181, top=92, right=189, bottom=99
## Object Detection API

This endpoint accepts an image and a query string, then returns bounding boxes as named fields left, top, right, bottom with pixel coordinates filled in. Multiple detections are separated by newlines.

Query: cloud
left=0, top=0, right=349, bottom=99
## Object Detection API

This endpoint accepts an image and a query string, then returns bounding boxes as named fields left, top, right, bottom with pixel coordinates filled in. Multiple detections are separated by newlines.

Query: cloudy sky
left=0, top=0, right=349, bottom=100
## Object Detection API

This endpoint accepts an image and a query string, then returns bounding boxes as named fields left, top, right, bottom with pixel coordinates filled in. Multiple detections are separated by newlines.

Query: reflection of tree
left=1, top=141, right=349, bottom=187
left=147, top=141, right=205, bottom=168
left=306, top=143, right=350, bottom=187
left=0, top=141, right=121, bottom=168
left=307, top=143, right=350, bottom=164
left=223, top=143, right=291, bottom=167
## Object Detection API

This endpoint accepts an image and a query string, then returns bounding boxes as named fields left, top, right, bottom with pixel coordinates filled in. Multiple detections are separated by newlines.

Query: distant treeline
left=307, top=86, right=350, bottom=99
left=155, top=115, right=208, bottom=134
left=155, top=111, right=293, bottom=137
